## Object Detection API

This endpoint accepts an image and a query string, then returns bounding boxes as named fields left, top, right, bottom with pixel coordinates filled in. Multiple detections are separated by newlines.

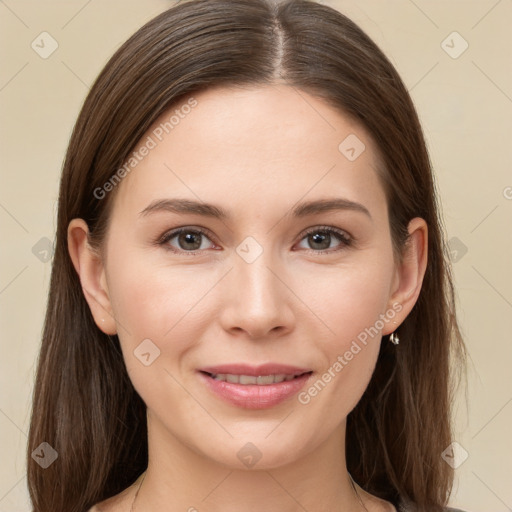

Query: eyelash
left=155, top=225, right=353, bottom=256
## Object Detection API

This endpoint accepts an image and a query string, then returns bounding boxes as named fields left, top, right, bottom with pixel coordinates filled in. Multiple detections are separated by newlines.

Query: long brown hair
left=27, top=1, right=466, bottom=510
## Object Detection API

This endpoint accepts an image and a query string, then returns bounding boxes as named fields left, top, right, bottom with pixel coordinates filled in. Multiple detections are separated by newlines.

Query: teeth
left=211, top=373, right=298, bottom=385
left=239, top=375, right=257, bottom=385
left=257, top=375, right=275, bottom=385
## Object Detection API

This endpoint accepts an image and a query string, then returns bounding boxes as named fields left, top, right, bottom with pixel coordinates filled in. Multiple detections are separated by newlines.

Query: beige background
left=1, top=1, right=511, bottom=511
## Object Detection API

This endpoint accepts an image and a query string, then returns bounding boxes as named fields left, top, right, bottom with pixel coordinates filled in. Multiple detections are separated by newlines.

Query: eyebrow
left=139, top=197, right=372, bottom=220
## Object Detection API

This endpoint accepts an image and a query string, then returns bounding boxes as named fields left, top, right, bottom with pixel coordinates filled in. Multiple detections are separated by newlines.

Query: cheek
left=105, top=256, right=212, bottom=417
left=105, top=253, right=213, bottom=364
left=299, top=258, right=393, bottom=344
left=294, top=259, right=392, bottom=411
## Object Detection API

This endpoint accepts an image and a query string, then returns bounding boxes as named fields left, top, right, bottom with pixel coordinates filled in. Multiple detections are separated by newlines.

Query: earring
left=389, top=331, right=400, bottom=345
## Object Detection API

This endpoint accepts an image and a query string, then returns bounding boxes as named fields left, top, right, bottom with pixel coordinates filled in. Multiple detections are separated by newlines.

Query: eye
left=295, top=226, right=352, bottom=254
left=156, top=225, right=353, bottom=255
left=158, top=227, right=216, bottom=253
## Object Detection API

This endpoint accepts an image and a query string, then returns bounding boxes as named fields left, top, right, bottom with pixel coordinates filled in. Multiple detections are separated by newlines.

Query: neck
left=133, top=413, right=368, bottom=512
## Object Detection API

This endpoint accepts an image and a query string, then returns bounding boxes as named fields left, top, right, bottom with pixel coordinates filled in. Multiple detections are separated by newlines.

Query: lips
left=198, top=363, right=313, bottom=409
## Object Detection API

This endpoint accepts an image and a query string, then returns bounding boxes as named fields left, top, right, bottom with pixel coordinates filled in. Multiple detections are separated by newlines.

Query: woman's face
left=74, top=84, right=425, bottom=470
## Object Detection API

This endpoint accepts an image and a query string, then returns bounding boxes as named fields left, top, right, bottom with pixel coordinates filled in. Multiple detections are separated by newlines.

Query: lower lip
left=199, top=372, right=312, bottom=409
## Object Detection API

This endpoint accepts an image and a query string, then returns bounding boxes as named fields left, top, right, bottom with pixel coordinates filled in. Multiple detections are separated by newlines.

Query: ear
left=382, top=217, right=428, bottom=335
left=67, top=218, right=117, bottom=335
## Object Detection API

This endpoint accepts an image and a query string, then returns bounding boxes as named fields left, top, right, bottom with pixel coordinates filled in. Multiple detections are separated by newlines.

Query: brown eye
left=296, top=227, right=352, bottom=253
left=307, top=231, right=332, bottom=250
left=176, top=231, right=204, bottom=250
left=159, top=228, right=215, bottom=253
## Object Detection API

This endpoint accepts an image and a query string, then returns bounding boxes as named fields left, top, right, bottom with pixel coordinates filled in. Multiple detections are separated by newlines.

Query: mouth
left=197, top=364, right=313, bottom=409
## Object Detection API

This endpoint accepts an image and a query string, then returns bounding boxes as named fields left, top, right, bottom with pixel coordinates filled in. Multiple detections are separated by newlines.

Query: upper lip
left=199, top=363, right=312, bottom=377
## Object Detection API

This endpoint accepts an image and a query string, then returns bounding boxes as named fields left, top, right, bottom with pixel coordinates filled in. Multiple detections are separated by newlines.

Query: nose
left=218, top=249, right=295, bottom=340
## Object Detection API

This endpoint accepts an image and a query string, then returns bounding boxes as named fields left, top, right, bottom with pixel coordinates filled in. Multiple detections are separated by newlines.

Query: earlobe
left=383, top=217, right=428, bottom=335
left=67, top=218, right=117, bottom=335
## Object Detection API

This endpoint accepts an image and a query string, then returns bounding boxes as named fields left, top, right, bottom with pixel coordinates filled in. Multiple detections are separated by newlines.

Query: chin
left=190, top=427, right=320, bottom=471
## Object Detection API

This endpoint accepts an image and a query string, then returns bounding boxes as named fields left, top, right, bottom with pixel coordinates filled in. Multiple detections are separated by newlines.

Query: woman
left=27, top=0, right=467, bottom=511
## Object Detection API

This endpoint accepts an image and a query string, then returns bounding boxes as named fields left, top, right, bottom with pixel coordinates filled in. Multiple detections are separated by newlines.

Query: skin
left=68, top=84, right=428, bottom=512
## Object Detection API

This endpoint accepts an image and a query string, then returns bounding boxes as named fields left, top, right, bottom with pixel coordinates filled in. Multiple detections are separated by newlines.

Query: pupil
left=310, top=232, right=330, bottom=250
left=179, top=232, right=201, bottom=250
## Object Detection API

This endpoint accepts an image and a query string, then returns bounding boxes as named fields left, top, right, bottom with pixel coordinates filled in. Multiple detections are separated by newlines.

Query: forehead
left=111, top=84, right=386, bottom=219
